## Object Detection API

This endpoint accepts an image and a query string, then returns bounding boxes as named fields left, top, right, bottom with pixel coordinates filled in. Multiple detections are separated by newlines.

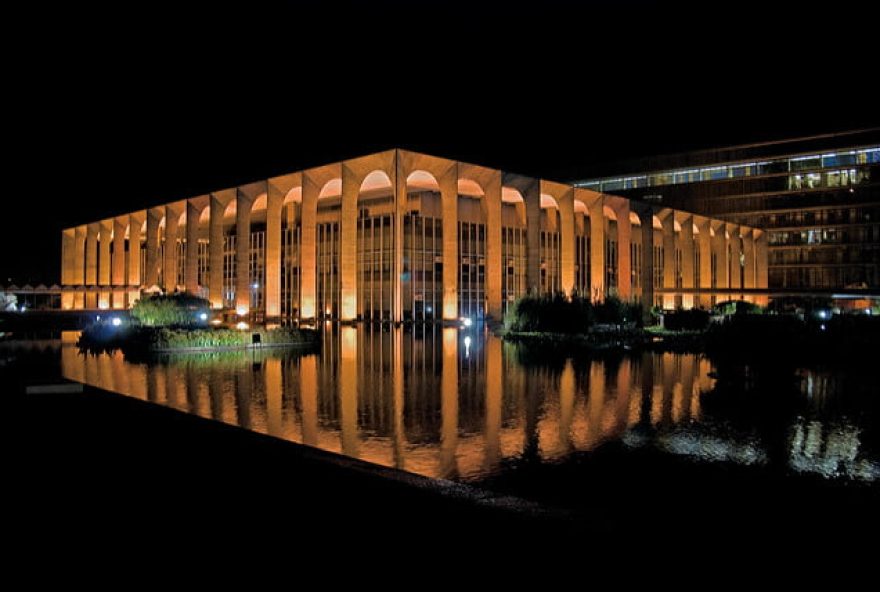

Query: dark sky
left=5, top=1, right=878, bottom=284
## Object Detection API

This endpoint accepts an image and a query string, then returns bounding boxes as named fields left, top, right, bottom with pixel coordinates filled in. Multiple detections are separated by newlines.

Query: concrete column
left=756, top=230, right=769, bottom=289
left=756, top=230, right=769, bottom=305
left=696, top=217, right=712, bottom=308
left=235, top=191, right=253, bottom=315
left=86, top=223, right=99, bottom=286
left=61, top=229, right=75, bottom=309
left=742, top=228, right=756, bottom=289
left=112, top=218, right=126, bottom=286
left=637, top=207, right=654, bottom=318
left=99, top=220, right=112, bottom=287
left=300, top=174, right=320, bottom=320
left=588, top=197, right=605, bottom=301
left=73, top=226, right=86, bottom=309
left=208, top=196, right=226, bottom=309
left=265, top=191, right=283, bottom=319
left=164, top=205, right=180, bottom=293
left=145, top=209, right=161, bottom=288
left=728, top=224, right=742, bottom=293
left=128, top=212, right=143, bottom=288
left=484, top=172, right=503, bottom=319
left=340, top=165, right=359, bottom=321
left=679, top=214, right=694, bottom=308
left=559, top=191, right=575, bottom=297
left=393, top=156, right=407, bottom=323
left=439, top=165, right=458, bottom=320
left=661, top=211, right=676, bottom=309
left=185, top=201, right=201, bottom=294
left=85, top=223, right=99, bottom=308
left=523, top=182, right=542, bottom=296
left=615, top=200, right=632, bottom=300
left=712, top=221, right=729, bottom=291
left=61, top=229, right=74, bottom=285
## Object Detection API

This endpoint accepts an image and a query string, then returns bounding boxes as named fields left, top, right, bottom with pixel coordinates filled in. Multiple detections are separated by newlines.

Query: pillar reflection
left=439, top=327, right=458, bottom=479
left=584, top=360, right=605, bottom=448
left=558, top=359, right=575, bottom=453
left=391, top=328, right=406, bottom=471
left=484, top=335, right=503, bottom=471
left=235, top=364, right=252, bottom=429
left=339, top=326, right=359, bottom=458
left=265, top=357, right=283, bottom=437
left=300, top=355, right=318, bottom=447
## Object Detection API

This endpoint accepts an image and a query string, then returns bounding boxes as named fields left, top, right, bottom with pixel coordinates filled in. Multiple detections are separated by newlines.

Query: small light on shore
left=111, top=317, right=122, bottom=327
left=236, top=321, right=249, bottom=330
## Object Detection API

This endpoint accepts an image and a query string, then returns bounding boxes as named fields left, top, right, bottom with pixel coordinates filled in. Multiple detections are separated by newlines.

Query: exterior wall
left=60, top=149, right=765, bottom=314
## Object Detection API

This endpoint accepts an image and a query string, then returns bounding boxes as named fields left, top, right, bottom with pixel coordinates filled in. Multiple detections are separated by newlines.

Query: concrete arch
left=458, top=178, right=484, bottom=196
left=459, top=162, right=502, bottom=318
left=540, top=194, right=560, bottom=233
left=397, top=150, right=459, bottom=320
left=251, top=193, right=268, bottom=213
left=407, top=169, right=441, bottom=192
left=505, top=174, right=541, bottom=295
left=319, top=178, right=342, bottom=199
left=501, top=186, right=526, bottom=227
left=301, top=163, right=341, bottom=319
left=341, top=151, right=396, bottom=320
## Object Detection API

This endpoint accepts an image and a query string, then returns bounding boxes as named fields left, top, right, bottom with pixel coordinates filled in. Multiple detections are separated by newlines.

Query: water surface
left=55, top=326, right=878, bottom=484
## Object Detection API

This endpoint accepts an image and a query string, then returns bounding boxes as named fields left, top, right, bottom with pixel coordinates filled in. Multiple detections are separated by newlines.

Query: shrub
left=713, top=299, right=763, bottom=316
left=131, top=293, right=210, bottom=327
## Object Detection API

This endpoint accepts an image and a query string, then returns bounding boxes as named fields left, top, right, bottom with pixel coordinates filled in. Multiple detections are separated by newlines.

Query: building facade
left=60, top=149, right=766, bottom=319
left=576, top=130, right=880, bottom=293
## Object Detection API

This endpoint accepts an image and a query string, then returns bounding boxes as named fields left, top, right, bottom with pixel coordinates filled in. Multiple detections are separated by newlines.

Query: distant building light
left=252, top=283, right=259, bottom=289
left=236, top=321, right=249, bottom=330
left=111, top=317, right=122, bottom=327
left=820, top=323, right=826, bottom=331
left=199, top=312, right=208, bottom=321
left=461, top=317, right=473, bottom=327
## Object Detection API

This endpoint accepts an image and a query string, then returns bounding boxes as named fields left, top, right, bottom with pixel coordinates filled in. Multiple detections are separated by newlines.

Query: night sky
left=6, top=1, right=878, bottom=285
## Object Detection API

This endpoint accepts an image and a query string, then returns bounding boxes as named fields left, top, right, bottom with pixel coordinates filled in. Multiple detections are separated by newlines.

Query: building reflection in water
left=59, top=326, right=878, bottom=483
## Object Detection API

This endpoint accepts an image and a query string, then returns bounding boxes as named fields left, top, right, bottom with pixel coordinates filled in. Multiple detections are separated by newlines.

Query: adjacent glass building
left=576, top=129, right=880, bottom=293
left=60, top=149, right=766, bottom=319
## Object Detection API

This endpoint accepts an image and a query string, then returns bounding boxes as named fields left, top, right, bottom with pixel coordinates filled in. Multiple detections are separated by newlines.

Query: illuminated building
left=576, top=129, right=880, bottom=293
left=60, top=149, right=767, bottom=317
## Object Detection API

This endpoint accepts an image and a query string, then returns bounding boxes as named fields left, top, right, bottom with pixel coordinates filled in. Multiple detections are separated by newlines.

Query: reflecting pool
left=57, top=325, right=878, bottom=483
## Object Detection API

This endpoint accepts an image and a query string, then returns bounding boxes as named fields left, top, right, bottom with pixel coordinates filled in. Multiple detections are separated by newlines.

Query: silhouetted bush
left=504, top=293, right=642, bottom=334
left=663, top=308, right=711, bottom=331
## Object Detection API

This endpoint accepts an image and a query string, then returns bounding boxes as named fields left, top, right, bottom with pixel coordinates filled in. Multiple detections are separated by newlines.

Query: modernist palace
left=60, top=149, right=768, bottom=321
